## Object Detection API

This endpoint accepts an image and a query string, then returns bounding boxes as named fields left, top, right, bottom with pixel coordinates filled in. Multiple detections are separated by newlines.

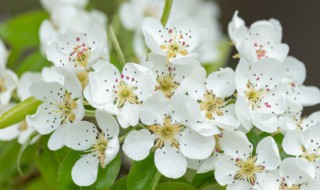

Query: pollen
left=245, top=83, right=265, bottom=109
left=155, top=74, right=179, bottom=98
left=92, top=132, right=109, bottom=168
left=234, top=156, right=264, bottom=185
left=115, top=80, right=139, bottom=108
left=200, top=91, right=225, bottom=120
left=148, top=116, right=184, bottom=150
left=69, top=43, right=91, bottom=69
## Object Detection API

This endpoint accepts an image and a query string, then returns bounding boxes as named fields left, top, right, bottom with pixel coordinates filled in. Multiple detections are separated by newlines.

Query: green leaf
left=110, top=176, right=128, bottom=190
left=127, top=153, right=161, bottom=190
left=0, top=97, right=42, bottom=129
left=34, top=143, right=59, bottom=190
left=0, top=11, right=48, bottom=49
left=156, top=182, right=196, bottom=190
left=57, top=151, right=80, bottom=190
left=94, top=153, right=121, bottom=190
left=246, top=130, right=261, bottom=149
left=17, top=51, right=52, bottom=77
left=191, top=172, right=216, bottom=189
left=57, top=150, right=121, bottom=190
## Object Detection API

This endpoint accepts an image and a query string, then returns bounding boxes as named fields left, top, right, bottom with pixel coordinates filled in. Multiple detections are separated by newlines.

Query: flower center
left=148, top=116, right=184, bottom=150
left=234, top=156, right=264, bottom=185
left=0, top=77, right=7, bottom=93
left=18, top=120, right=28, bottom=131
left=300, top=146, right=320, bottom=162
left=92, top=132, right=108, bottom=168
left=245, top=83, right=266, bottom=110
left=155, top=74, right=179, bottom=98
left=69, top=43, right=91, bottom=69
left=200, top=91, right=225, bottom=120
left=53, top=91, right=78, bottom=124
left=160, top=29, right=189, bottom=63
left=254, top=43, right=268, bottom=60
left=115, top=81, right=139, bottom=108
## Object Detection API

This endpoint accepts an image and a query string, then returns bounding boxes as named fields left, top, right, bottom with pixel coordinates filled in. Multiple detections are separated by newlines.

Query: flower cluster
left=0, top=1, right=320, bottom=189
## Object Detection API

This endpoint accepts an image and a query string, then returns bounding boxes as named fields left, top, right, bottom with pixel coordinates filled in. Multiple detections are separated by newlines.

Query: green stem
left=151, top=171, right=162, bottom=190
left=109, top=26, right=126, bottom=66
left=160, top=0, right=174, bottom=26
left=84, top=110, right=95, bottom=117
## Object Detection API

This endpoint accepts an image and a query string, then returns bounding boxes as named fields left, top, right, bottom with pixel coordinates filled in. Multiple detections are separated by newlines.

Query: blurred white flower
left=0, top=69, right=18, bottom=105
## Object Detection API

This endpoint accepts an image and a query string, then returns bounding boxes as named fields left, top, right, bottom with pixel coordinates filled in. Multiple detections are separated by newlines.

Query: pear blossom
left=0, top=69, right=18, bottom=105
left=187, top=66, right=240, bottom=135
left=282, top=56, right=320, bottom=108
left=215, top=134, right=281, bottom=190
left=63, top=109, right=119, bottom=186
left=123, top=92, right=215, bottom=178
left=228, top=11, right=289, bottom=64
left=27, top=67, right=84, bottom=150
left=17, top=72, right=42, bottom=101
left=84, top=62, right=155, bottom=128
left=282, top=124, right=320, bottom=172
left=142, top=17, right=208, bottom=65
left=45, top=26, right=108, bottom=88
left=145, top=53, right=201, bottom=98
left=235, top=58, right=286, bottom=133
left=278, top=158, right=316, bottom=190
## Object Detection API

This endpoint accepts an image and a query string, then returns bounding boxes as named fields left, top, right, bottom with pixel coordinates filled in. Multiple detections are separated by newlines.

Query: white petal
left=187, top=67, right=206, bottom=101
left=251, top=111, right=279, bottom=133
left=180, top=128, right=215, bottom=160
left=17, top=72, right=42, bottom=101
left=102, top=137, right=120, bottom=167
left=235, top=59, right=250, bottom=92
left=280, top=158, right=315, bottom=186
left=52, top=67, right=82, bottom=98
left=235, top=95, right=252, bottom=131
left=256, top=137, right=281, bottom=170
left=206, top=67, right=235, bottom=98
left=117, top=103, right=140, bottom=128
left=227, top=180, right=251, bottom=190
left=214, top=154, right=238, bottom=186
left=283, top=56, right=306, bottom=85
left=140, top=92, right=171, bottom=125
left=26, top=103, right=63, bottom=135
left=268, top=43, right=289, bottom=62
left=198, top=155, right=220, bottom=173
left=48, top=127, right=65, bottom=151
left=255, top=173, right=280, bottom=190
left=95, top=109, right=119, bottom=138
left=190, top=122, right=220, bottom=137
left=122, top=129, right=155, bottom=161
left=72, top=154, right=99, bottom=186
left=0, top=125, right=19, bottom=141
left=297, top=86, right=320, bottom=107
left=154, top=144, right=187, bottom=179
left=30, top=81, right=64, bottom=102
left=220, top=130, right=253, bottom=160
left=63, top=121, right=97, bottom=151
left=282, top=130, right=303, bottom=156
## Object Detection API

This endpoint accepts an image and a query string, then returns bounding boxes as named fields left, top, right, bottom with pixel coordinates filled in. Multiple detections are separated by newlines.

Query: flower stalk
left=160, top=0, right=174, bottom=26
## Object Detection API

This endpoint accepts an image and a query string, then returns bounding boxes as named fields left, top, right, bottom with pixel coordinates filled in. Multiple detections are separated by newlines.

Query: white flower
left=84, top=62, right=155, bottom=128
left=40, top=0, right=88, bottom=12
left=123, top=92, right=215, bottom=178
left=187, top=66, right=240, bottom=135
left=282, top=56, right=320, bottom=108
left=40, top=6, right=107, bottom=53
left=279, top=111, right=320, bottom=134
left=282, top=124, right=320, bottom=172
left=215, top=134, right=281, bottom=190
left=0, top=39, right=8, bottom=69
left=0, top=69, right=18, bottom=105
left=143, top=17, right=207, bottom=65
left=145, top=53, right=201, bottom=98
left=235, top=58, right=286, bottom=133
left=45, top=25, right=108, bottom=72
left=228, top=11, right=289, bottom=64
left=63, top=109, right=120, bottom=186
left=27, top=67, right=84, bottom=150
left=278, top=158, right=315, bottom=189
